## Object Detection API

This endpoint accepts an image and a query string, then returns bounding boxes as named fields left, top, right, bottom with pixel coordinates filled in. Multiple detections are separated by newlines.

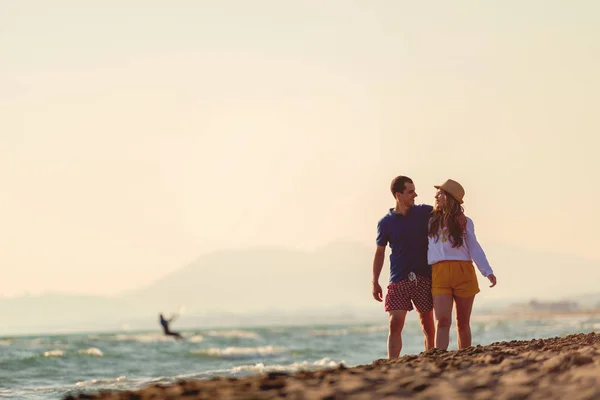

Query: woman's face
left=435, top=189, right=447, bottom=210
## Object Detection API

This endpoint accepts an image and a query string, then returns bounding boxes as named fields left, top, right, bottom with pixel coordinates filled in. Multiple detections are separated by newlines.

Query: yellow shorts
left=432, top=260, right=480, bottom=297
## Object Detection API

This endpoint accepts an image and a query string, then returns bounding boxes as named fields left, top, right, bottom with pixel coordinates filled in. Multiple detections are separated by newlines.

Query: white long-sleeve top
left=427, top=216, right=494, bottom=277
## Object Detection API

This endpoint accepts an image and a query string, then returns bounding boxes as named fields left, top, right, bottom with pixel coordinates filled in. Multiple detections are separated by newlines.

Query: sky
left=1, top=0, right=599, bottom=297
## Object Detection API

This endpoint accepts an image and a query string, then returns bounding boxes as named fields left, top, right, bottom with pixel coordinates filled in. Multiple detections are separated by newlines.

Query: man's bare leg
left=418, top=310, right=435, bottom=351
left=387, top=310, right=408, bottom=358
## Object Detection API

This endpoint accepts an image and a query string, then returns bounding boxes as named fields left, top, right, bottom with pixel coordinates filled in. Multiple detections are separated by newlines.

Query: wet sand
left=65, top=332, right=599, bottom=400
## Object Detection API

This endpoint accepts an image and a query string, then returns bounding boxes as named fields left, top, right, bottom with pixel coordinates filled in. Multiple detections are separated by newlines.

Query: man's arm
left=372, top=245, right=386, bottom=302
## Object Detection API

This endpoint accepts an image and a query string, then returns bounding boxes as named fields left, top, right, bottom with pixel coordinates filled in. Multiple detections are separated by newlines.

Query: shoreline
left=3, top=309, right=598, bottom=337
left=65, top=332, right=599, bottom=400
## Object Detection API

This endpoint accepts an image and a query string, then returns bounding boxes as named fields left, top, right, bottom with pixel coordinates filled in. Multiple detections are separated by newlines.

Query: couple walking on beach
left=372, top=176, right=498, bottom=358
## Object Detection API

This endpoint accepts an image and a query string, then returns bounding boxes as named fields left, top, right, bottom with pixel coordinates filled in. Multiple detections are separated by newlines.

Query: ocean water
left=1, top=314, right=599, bottom=399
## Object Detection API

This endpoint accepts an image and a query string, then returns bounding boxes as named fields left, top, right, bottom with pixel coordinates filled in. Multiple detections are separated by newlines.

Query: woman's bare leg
left=433, top=294, right=453, bottom=350
left=454, top=295, right=475, bottom=349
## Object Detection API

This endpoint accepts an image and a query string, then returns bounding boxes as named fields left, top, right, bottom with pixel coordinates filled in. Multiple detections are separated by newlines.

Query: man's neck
left=394, top=202, right=410, bottom=215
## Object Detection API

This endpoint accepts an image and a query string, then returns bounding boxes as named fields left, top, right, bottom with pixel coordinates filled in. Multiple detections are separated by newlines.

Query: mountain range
left=1, top=241, right=599, bottom=335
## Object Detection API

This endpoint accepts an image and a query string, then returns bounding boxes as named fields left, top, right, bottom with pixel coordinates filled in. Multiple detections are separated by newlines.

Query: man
left=159, top=313, right=184, bottom=340
left=372, top=175, right=435, bottom=358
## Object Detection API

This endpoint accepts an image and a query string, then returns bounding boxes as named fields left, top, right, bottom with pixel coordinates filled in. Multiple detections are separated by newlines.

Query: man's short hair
left=390, top=176, right=413, bottom=196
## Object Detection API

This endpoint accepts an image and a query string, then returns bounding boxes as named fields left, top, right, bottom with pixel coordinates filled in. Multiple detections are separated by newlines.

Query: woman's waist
left=431, top=259, right=473, bottom=267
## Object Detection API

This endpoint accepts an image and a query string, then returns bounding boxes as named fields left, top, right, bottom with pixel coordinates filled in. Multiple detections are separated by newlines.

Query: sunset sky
left=1, top=0, right=599, bottom=297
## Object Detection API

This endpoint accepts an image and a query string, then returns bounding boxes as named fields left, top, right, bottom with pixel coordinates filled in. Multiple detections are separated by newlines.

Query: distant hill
left=120, top=241, right=600, bottom=314
left=477, top=243, right=600, bottom=302
left=120, top=242, right=377, bottom=314
left=2, top=241, right=599, bottom=335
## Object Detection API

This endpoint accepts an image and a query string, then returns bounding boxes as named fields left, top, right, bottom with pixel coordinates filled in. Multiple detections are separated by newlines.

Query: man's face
left=395, top=182, right=417, bottom=206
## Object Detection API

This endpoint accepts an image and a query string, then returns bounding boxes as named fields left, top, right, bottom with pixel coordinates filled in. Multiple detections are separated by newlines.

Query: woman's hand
left=487, top=274, right=497, bottom=288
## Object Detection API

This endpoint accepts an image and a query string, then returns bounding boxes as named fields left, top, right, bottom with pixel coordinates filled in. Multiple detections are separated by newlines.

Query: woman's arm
left=465, top=217, right=494, bottom=277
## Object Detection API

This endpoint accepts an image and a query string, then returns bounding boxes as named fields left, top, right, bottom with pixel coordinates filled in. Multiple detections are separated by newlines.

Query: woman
left=427, top=179, right=497, bottom=350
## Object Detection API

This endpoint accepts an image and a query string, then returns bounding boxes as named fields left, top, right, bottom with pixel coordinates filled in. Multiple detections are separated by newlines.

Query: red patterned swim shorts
left=384, top=272, right=433, bottom=313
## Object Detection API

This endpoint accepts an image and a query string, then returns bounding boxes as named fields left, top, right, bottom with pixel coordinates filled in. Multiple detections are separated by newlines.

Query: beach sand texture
left=65, top=332, right=599, bottom=400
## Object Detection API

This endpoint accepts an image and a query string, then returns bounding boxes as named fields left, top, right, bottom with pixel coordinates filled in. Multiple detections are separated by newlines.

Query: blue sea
left=1, top=314, right=599, bottom=399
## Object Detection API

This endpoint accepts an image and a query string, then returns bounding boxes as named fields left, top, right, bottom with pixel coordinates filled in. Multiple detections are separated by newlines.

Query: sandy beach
left=65, top=332, right=599, bottom=400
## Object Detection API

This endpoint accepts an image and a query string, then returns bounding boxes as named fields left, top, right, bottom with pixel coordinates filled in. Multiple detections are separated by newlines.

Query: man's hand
left=487, top=274, right=497, bottom=288
left=372, top=281, right=383, bottom=302
left=372, top=245, right=385, bottom=302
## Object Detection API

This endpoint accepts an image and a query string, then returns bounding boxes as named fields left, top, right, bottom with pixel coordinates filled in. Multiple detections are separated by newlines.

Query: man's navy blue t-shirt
left=376, top=204, right=433, bottom=283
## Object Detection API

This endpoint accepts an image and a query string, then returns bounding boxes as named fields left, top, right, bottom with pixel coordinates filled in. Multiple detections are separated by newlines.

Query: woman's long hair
left=428, top=191, right=467, bottom=248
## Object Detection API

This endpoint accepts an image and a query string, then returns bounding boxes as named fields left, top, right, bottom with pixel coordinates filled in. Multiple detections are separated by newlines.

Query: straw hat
left=434, top=179, right=465, bottom=204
